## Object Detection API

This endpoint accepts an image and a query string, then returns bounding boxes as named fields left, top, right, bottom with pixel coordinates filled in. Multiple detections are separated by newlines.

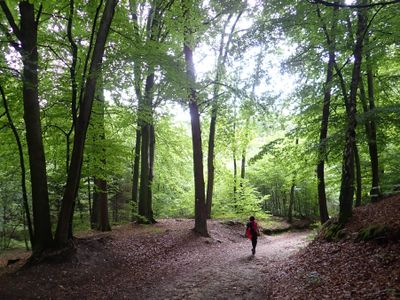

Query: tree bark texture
left=233, top=119, right=237, bottom=204
left=55, top=0, right=118, bottom=245
left=206, top=105, right=217, bottom=219
left=183, top=0, right=208, bottom=236
left=316, top=3, right=339, bottom=224
left=132, top=129, right=141, bottom=217
left=19, top=2, right=53, bottom=254
left=94, top=177, right=111, bottom=231
left=148, top=124, right=155, bottom=222
left=288, top=181, right=295, bottom=223
left=137, top=0, right=164, bottom=223
left=365, top=36, right=381, bottom=201
left=338, top=4, right=366, bottom=224
left=92, top=81, right=111, bottom=231
left=354, top=144, right=362, bottom=207
left=138, top=72, right=155, bottom=223
left=184, top=49, right=208, bottom=236
left=188, top=97, right=208, bottom=236
left=130, top=0, right=142, bottom=220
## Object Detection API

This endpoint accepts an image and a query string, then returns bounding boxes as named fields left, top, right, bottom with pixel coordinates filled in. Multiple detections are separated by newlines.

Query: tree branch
left=308, top=0, right=400, bottom=8
left=0, top=1, right=22, bottom=40
left=0, top=23, right=20, bottom=50
left=35, top=4, right=43, bottom=25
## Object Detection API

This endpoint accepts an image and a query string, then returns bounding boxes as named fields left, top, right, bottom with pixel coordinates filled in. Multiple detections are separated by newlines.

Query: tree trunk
left=147, top=124, right=155, bottom=222
left=18, top=2, right=54, bottom=254
left=338, top=4, right=366, bottom=224
left=55, top=0, right=118, bottom=246
left=315, top=3, right=338, bottom=225
left=137, top=0, right=165, bottom=223
left=354, top=144, right=362, bottom=207
left=288, top=182, right=294, bottom=223
left=240, top=151, right=246, bottom=180
left=132, top=129, right=141, bottom=218
left=130, top=0, right=142, bottom=221
left=65, top=0, right=79, bottom=175
left=139, top=123, right=150, bottom=221
left=94, top=177, right=110, bottom=231
left=232, top=115, right=237, bottom=204
left=206, top=106, right=217, bottom=219
left=188, top=98, right=208, bottom=236
left=206, top=12, right=242, bottom=219
left=183, top=1, right=208, bottom=237
left=138, top=72, right=155, bottom=223
left=233, top=150, right=237, bottom=203
left=365, top=36, right=381, bottom=202
left=93, top=80, right=110, bottom=232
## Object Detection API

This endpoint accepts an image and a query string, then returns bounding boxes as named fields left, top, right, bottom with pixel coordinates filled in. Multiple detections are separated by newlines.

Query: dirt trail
left=117, top=228, right=310, bottom=299
left=0, top=220, right=310, bottom=299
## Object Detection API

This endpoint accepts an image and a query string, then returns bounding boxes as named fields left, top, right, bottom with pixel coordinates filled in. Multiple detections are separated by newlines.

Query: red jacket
left=246, top=221, right=258, bottom=240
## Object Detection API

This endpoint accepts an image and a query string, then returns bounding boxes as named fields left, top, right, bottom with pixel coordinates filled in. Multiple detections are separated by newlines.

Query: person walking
left=246, top=216, right=260, bottom=255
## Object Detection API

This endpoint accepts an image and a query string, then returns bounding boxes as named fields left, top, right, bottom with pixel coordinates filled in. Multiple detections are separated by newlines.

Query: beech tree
left=182, top=0, right=208, bottom=236
left=0, top=0, right=118, bottom=255
left=1, top=1, right=54, bottom=253
left=55, top=0, right=119, bottom=246
left=206, top=7, right=244, bottom=219
left=315, top=2, right=339, bottom=224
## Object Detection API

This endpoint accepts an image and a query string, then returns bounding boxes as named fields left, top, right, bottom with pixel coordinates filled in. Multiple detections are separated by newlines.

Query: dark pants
left=251, top=236, right=257, bottom=250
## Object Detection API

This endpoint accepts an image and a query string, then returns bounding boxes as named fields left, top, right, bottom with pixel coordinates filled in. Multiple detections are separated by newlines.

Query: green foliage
left=0, top=0, right=399, bottom=251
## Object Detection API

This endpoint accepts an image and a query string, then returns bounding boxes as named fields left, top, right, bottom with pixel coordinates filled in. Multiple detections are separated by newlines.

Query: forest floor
left=0, top=194, right=399, bottom=299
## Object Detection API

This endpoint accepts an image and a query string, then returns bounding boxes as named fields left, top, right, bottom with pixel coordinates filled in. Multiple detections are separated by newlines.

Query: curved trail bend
left=0, top=220, right=310, bottom=300
left=118, top=223, right=310, bottom=299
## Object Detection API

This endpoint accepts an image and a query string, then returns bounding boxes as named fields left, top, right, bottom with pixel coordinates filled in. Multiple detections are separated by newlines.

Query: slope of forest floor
left=266, top=194, right=400, bottom=299
left=0, top=195, right=399, bottom=299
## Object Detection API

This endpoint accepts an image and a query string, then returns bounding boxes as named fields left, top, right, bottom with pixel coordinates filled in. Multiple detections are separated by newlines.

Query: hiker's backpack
left=246, top=221, right=258, bottom=239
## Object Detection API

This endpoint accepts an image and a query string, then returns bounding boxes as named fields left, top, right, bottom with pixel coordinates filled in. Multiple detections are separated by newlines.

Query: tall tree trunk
left=188, top=98, right=208, bottom=236
left=206, top=104, right=217, bottom=219
left=93, top=81, right=110, bottom=232
left=338, top=3, right=366, bottom=224
left=365, top=36, right=381, bottom=202
left=315, top=3, right=339, bottom=225
left=138, top=71, right=155, bottom=223
left=240, top=150, right=246, bottom=180
left=232, top=111, right=237, bottom=204
left=147, top=124, right=155, bottom=222
left=65, top=0, right=79, bottom=176
left=130, top=0, right=142, bottom=221
left=17, top=2, right=54, bottom=254
left=94, top=177, right=110, bottom=231
left=139, top=123, right=150, bottom=220
left=206, top=15, right=229, bottom=218
left=132, top=129, right=141, bottom=218
left=55, top=0, right=118, bottom=246
left=183, top=0, right=208, bottom=236
left=354, top=144, right=362, bottom=207
left=233, top=151, right=237, bottom=203
left=137, top=0, right=165, bottom=223
left=288, top=181, right=295, bottom=223
left=206, top=12, right=243, bottom=219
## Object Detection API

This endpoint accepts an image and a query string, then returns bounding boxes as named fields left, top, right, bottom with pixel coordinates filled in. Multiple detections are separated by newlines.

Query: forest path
left=0, top=220, right=311, bottom=299
left=114, top=223, right=310, bottom=299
